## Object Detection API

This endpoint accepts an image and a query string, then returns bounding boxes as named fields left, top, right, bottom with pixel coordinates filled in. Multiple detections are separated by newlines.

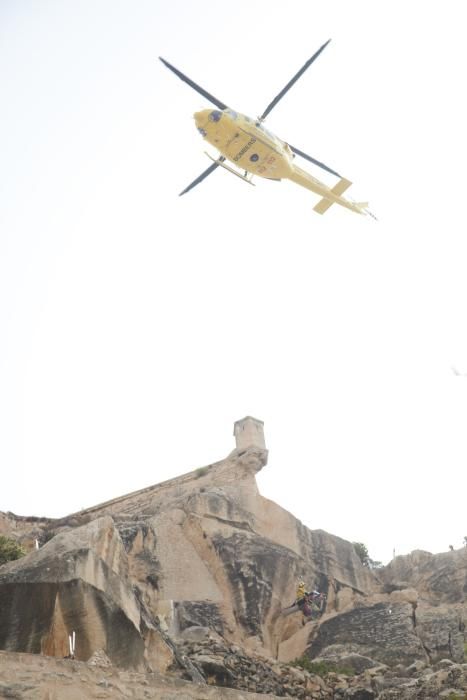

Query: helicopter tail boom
left=313, top=177, right=352, bottom=214
left=288, top=166, right=366, bottom=215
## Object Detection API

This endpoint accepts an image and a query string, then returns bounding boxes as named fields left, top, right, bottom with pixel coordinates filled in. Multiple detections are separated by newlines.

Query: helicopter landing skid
left=204, top=152, right=255, bottom=186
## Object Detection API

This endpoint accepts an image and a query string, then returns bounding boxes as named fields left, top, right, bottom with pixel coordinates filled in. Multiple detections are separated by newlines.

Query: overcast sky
left=1, top=1, right=467, bottom=565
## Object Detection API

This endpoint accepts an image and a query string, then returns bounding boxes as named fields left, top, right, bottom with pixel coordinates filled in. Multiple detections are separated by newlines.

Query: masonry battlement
left=233, top=416, right=266, bottom=450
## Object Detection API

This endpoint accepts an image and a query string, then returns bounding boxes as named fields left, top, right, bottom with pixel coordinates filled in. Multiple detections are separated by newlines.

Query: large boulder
left=416, top=605, right=465, bottom=663
left=0, top=516, right=145, bottom=668
left=307, top=602, right=427, bottom=667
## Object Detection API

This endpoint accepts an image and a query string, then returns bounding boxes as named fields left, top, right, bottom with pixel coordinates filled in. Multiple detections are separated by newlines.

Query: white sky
left=1, top=1, right=467, bottom=565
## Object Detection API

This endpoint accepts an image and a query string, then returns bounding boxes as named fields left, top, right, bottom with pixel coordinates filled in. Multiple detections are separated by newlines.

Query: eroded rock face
left=1, top=442, right=466, bottom=682
left=306, top=600, right=466, bottom=669
left=380, top=549, right=467, bottom=605
left=416, top=605, right=465, bottom=663
left=0, top=517, right=145, bottom=668
left=308, top=602, right=426, bottom=667
left=175, top=601, right=225, bottom=637
left=211, top=531, right=299, bottom=638
left=1, top=447, right=378, bottom=670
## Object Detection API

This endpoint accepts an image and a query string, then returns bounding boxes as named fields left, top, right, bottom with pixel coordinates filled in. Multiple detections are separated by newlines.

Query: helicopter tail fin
left=355, top=202, right=370, bottom=213
left=313, top=197, right=334, bottom=215
left=313, top=177, right=352, bottom=214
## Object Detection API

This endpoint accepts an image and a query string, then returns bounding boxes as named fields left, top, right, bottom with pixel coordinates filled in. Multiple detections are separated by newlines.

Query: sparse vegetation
left=195, top=467, right=209, bottom=478
left=0, top=535, right=25, bottom=565
left=291, top=656, right=355, bottom=677
left=352, top=542, right=382, bottom=569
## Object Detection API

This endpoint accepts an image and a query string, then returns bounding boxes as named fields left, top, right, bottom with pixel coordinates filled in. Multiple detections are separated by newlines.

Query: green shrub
left=0, top=535, right=26, bottom=565
left=352, top=542, right=382, bottom=569
left=195, top=467, right=209, bottom=478
left=291, top=656, right=355, bottom=677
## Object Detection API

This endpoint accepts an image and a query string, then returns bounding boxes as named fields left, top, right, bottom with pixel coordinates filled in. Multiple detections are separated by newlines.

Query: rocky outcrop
left=1, top=647, right=466, bottom=700
left=307, top=602, right=426, bottom=667
left=375, top=658, right=467, bottom=699
left=0, top=516, right=147, bottom=668
left=1, top=421, right=466, bottom=697
left=1, top=445, right=379, bottom=665
left=416, top=604, right=465, bottom=664
left=176, top=637, right=467, bottom=699
left=380, top=548, right=467, bottom=605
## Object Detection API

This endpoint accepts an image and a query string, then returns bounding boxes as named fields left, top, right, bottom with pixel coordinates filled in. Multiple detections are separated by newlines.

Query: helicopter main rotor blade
left=289, top=144, right=341, bottom=178
left=159, top=57, right=228, bottom=111
left=179, top=157, right=225, bottom=196
left=259, top=39, right=331, bottom=121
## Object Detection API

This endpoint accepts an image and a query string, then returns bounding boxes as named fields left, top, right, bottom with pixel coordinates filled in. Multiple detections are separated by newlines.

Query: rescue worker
left=295, top=580, right=307, bottom=605
left=295, top=580, right=325, bottom=618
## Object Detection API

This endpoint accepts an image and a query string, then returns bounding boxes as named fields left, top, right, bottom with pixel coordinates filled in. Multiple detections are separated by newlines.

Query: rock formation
left=0, top=417, right=466, bottom=698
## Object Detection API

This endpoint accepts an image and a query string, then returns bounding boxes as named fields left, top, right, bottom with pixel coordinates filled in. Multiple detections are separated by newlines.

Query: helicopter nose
left=194, top=110, right=210, bottom=128
left=194, top=108, right=225, bottom=127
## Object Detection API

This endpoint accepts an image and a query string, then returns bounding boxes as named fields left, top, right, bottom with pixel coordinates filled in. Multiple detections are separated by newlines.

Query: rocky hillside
left=1, top=418, right=466, bottom=698
left=1, top=647, right=467, bottom=699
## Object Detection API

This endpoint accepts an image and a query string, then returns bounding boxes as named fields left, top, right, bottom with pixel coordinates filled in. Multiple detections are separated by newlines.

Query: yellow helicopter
left=160, top=40, right=370, bottom=216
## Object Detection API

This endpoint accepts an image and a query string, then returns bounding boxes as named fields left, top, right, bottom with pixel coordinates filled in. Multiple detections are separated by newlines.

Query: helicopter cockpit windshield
left=208, top=110, right=223, bottom=122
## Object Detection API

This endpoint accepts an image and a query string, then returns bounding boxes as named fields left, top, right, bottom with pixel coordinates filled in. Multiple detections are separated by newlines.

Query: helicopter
left=160, top=40, right=370, bottom=216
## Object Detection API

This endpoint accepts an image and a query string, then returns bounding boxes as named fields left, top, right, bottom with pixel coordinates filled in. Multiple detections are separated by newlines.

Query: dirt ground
left=0, top=650, right=278, bottom=700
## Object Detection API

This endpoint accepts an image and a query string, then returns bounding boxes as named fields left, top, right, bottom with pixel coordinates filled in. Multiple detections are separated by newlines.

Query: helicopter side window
left=226, top=109, right=238, bottom=120
left=209, top=110, right=223, bottom=122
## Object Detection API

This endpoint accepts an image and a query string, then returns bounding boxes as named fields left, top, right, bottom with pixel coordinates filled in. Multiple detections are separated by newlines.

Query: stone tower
left=233, top=416, right=266, bottom=450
